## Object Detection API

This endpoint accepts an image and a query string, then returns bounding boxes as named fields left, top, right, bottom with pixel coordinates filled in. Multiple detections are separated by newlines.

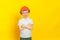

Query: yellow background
left=0, top=0, right=60, bottom=40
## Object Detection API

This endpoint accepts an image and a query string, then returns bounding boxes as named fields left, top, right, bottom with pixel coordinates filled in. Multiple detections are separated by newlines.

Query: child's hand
left=21, top=25, right=26, bottom=28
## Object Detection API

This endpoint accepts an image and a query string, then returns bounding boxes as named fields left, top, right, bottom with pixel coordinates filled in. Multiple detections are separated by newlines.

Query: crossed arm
left=19, top=24, right=33, bottom=31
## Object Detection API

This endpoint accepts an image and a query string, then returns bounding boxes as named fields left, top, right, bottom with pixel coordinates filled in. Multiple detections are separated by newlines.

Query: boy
left=18, top=6, right=33, bottom=40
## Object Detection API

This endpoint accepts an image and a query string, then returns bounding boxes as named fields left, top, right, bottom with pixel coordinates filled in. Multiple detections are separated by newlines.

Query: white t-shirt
left=18, top=18, right=33, bottom=38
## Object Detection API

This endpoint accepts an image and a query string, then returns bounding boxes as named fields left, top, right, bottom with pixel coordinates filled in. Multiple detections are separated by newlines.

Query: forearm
left=26, top=26, right=32, bottom=30
left=19, top=24, right=33, bottom=30
left=25, top=24, right=33, bottom=30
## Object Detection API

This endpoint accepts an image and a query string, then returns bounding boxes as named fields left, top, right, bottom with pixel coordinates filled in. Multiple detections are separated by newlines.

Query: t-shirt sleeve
left=18, top=20, right=22, bottom=26
left=29, top=19, right=33, bottom=24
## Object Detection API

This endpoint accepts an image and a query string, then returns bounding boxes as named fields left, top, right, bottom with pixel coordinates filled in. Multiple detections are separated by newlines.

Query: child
left=18, top=6, right=33, bottom=40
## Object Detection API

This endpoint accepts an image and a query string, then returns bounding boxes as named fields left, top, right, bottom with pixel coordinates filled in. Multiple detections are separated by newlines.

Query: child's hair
left=20, top=6, right=30, bottom=14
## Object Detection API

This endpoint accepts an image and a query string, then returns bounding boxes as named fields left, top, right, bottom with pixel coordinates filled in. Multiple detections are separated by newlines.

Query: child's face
left=22, top=10, right=29, bottom=17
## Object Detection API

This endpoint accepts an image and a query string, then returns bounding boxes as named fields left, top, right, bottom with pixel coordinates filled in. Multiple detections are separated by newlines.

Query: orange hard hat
left=20, top=6, right=30, bottom=14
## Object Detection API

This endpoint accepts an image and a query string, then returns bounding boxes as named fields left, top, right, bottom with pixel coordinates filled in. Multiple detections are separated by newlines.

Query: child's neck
left=23, top=16, right=28, bottom=19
